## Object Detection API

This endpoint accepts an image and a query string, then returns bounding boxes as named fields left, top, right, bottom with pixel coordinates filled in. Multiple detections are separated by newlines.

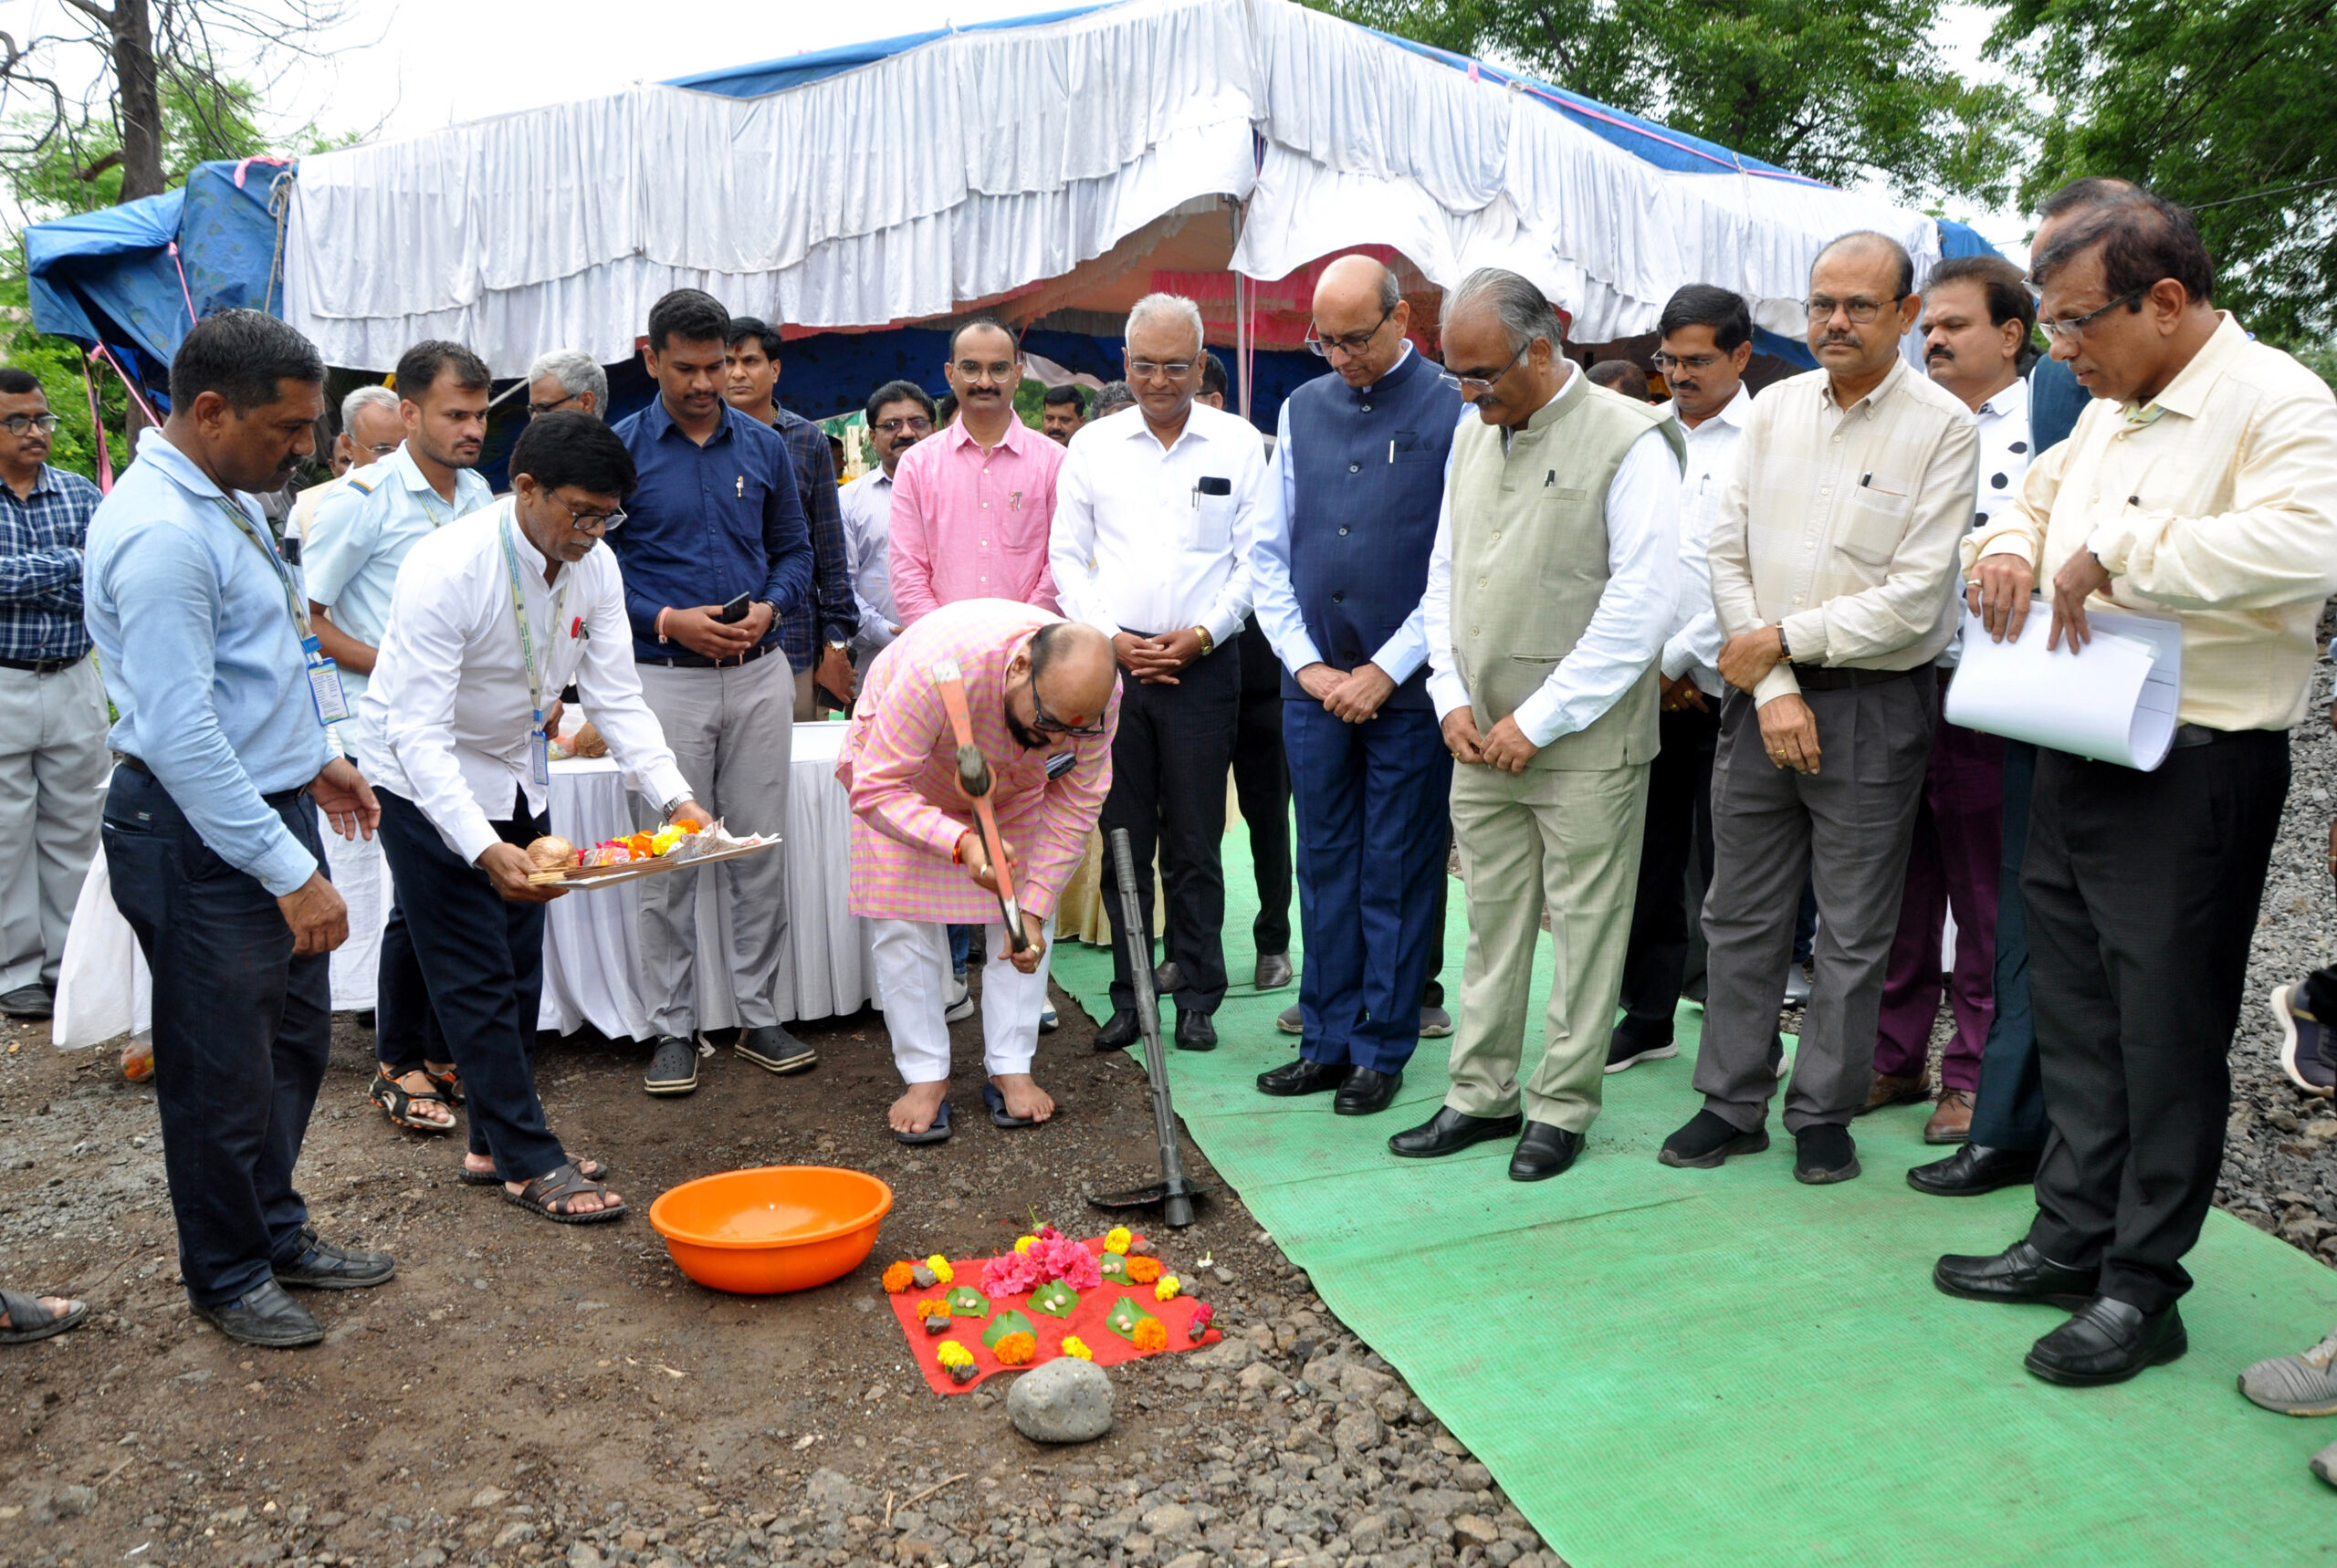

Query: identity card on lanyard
left=213, top=497, right=350, bottom=727
left=500, top=518, right=568, bottom=787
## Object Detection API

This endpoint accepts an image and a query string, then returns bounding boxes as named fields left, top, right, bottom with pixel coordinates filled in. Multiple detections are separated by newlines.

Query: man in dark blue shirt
left=613, top=289, right=815, bottom=1097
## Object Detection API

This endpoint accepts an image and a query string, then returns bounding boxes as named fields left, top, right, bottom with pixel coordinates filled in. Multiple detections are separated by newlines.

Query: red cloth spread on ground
left=886, top=1234, right=1220, bottom=1394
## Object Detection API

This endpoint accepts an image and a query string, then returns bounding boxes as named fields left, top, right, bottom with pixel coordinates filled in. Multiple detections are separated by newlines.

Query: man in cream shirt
left=1939, top=179, right=2337, bottom=1389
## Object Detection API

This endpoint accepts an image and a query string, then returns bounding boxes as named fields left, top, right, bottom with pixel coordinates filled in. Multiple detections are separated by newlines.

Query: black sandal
left=503, top=1162, right=627, bottom=1225
left=0, top=1289, right=88, bottom=1345
left=461, top=1155, right=610, bottom=1186
left=368, top=1066, right=456, bottom=1134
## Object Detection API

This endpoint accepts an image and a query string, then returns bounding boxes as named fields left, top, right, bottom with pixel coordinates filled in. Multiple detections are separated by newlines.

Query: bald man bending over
left=840, top=600, right=1120, bottom=1141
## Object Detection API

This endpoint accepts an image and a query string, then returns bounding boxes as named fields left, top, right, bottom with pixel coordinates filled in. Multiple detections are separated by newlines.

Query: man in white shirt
left=287, top=385, right=403, bottom=575
left=839, top=380, right=934, bottom=670
left=1866, top=256, right=2037, bottom=1143
left=1609, top=285, right=1755, bottom=1073
left=353, top=413, right=706, bottom=1223
left=1049, top=292, right=1271, bottom=1051
left=1395, top=267, right=1682, bottom=1182
left=308, top=342, right=498, bottom=1135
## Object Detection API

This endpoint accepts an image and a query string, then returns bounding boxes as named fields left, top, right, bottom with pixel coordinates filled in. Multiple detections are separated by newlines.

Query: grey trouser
left=1445, top=758, right=1649, bottom=1133
left=1694, top=672, right=1934, bottom=1134
left=634, top=653, right=793, bottom=1036
left=0, top=658, right=109, bottom=994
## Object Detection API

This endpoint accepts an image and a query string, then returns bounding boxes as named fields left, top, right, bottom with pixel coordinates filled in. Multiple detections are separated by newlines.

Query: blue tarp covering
left=666, top=6, right=1112, bottom=97
left=25, top=159, right=289, bottom=394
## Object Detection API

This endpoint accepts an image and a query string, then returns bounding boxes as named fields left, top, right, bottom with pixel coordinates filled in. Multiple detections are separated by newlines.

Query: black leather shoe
left=1174, top=1011, right=1217, bottom=1051
left=1792, top=1124, right=1860, bottom=1185
left=194, top=1278, right=324, bottom=1348
left=1094, top=1009, right=1142, bottom=1051
left=273, top=1227, right=395, bottom=1291
left=1253, top=952, right=1294, bottom=991
left=1388, top=1105, right=1523, bottom=1158
left=1334, top=1066, right=1403, bottom=1116
left=1906, top=1143, right=2039, bottom=1197
left=1508, top=1123, right=1583, bottom=1181
left=1933, top=1240, right=2101, bottom=1308
left=1257, top=1058, right=1344, bottom=1097
left=2025, top=1297, right=2187, bottom=1386
left=1155, top=960, right=1185, bottom=996
left=1658, top=1109, right=1769, bottom=1169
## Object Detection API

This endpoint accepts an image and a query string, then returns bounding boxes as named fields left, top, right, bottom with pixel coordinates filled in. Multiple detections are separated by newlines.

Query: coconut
left=527, top=835, right=579, bottom=871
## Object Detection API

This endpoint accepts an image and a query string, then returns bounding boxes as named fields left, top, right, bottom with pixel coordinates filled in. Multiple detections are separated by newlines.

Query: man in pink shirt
left=889, top=319, right=1064, bottom=619
left=840, top=600, right=1119, bottom=1141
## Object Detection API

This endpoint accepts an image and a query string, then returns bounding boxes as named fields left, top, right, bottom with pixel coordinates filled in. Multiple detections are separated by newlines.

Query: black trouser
left=103, top=767, right=330, bottom=1306
left=1969, top=740, right=2047, bottom=1151
left=2023, top=731, right=2289, bottom=1314
left=1618, top=703, right=1719, bottom=1039
left=1102, top=638, right=1242, bottom=1016
left=1232, top=621, right=1293, bottom=957
left=375, top=899, right=448, bottom=1076
left=375, top=789, right=566, bottom=1183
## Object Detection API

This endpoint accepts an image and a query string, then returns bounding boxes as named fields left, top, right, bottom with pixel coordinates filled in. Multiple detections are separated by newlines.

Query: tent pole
left=1230, top=196, right=1252, bottom=422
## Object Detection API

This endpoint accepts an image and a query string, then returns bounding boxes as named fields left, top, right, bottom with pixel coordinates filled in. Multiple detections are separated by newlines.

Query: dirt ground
left=0, top=980, right=1355, bottom=1567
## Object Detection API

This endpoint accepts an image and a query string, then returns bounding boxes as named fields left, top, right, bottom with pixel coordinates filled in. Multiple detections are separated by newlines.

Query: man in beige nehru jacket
left=1393, top=267, right=1682, bottom=1182
left=1662, top=230, right=1978, bottom=1186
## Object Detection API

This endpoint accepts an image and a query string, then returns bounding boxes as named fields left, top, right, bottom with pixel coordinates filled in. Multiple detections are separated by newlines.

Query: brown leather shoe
left=1924, top=1089, right=1975, bottom=1145
left=1858, top=1072, right=1931, bottom=1116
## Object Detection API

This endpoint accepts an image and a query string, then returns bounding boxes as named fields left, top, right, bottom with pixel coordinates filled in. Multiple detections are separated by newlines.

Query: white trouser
left=874, top=915, right=1056, bottom=1084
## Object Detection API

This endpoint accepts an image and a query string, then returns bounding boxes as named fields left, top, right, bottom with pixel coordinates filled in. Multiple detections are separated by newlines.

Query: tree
left=1988, top=0, right=2337, bottom=342
left=1310, top=0, right=2030, bottom=207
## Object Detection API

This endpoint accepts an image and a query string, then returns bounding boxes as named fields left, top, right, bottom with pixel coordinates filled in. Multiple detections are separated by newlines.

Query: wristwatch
left=657, top=795, right=691, bottom=825
left=1192, top=625, right=1215, bottom=656
left=1775, top=622, right=1792, bottom=662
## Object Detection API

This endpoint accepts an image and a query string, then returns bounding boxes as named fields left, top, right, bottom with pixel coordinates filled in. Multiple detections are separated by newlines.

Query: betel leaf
left=1029, top=1279, right=1080, bottom=1318
left=946, top=1286, right=989, bottom=1319
left=981, top=1310, right=1036, bottom=1350
left=1103, top=1294, right=1158, bottom=1342
left=1098, top=1251, right=1133, bottom=1284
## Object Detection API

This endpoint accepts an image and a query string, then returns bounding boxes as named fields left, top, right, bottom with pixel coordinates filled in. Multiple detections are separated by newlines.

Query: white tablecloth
left=538, top=720, right=875, bottom=1040
left=52, top=725, right=877, bottom=1050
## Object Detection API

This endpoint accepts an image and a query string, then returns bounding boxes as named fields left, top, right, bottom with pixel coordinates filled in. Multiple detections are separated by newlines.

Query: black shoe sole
left=643, top=1077, right=698, bottom=1096
left=1931, top=1263, right=2098, bottom=1311
left=194, top=1306, right=324, bottom=1348
left=1793, top=1156, right=1863, bottom=1185
left=1334, top=1095, right=1401, bottom=1116
left=1905, top=1166, right=2035, bottom=1197
left=737, top=1045, right=818, bottom=1076
left=1388, top=1117, right=1524, bottom=1158
left=1657, top=1128, right=1770, bottom=1169
left=1175, top=1035, right=1216, bottom=1053
left=1256, top=1076, right=1343, bottom=1098
left=2024, top=1328, right=2188, bottom=1386
left=1508, top=1145, right=1581, bottom=1182
left=1604, top=1041, right=1678, bottom=1074
left=274, top=1261, right=397, bottom=1291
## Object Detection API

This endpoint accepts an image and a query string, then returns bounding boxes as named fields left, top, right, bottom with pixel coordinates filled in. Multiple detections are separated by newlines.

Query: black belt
left=0, top=655, right=82, bottom=674
left=635, top=641, right=779, bottom=670
left=117, top=754, right=309, bottom=809
left=1787, top=664, right=1918, bottom=693
left=2172, top=724, right=2227, bottom=749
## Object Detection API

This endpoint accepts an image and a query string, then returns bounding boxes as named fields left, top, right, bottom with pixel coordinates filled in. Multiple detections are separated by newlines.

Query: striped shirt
left=0, top=464, right=102, bottom=662
left=1709, top=354, right=1979, bottom=706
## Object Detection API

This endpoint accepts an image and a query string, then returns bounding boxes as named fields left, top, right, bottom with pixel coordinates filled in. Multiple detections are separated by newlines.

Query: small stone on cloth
left=1006, top=1356, right=1115, bottom=1443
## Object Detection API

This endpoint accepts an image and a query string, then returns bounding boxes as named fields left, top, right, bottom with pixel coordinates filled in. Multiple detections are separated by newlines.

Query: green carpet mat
left=1051, top=823, right=2337, bottom=1567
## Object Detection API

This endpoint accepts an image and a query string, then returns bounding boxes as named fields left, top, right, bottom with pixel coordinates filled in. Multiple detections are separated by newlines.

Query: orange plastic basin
left=648, top=1166, right=895, bottom=1294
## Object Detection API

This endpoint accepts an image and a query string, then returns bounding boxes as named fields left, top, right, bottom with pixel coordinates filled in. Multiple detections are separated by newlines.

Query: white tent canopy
left=282, top=0, right=1940, bottom=373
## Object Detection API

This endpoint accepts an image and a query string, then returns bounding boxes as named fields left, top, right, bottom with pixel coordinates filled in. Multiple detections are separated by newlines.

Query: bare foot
left=469, top=1151, right=605, bottom=1179
left=889, top=1080, right=949, bottom=1134
left=990, top=1072, right=1054, bottom=1124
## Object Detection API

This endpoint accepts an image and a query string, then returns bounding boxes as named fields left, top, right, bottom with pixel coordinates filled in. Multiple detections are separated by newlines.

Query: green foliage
left=2289, top=340, right=2337, bottom=394
left=1309, top=0, right=2030, bottom=206
left=1988, top=0, right=2337, bottom=341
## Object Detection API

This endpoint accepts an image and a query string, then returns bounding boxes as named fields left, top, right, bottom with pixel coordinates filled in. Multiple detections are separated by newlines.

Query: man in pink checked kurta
left=841, top=598, right=1120, bottom=1138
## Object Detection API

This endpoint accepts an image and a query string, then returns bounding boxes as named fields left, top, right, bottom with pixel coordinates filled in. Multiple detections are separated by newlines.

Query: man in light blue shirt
left=306, top=340, right=495, bottom=1134
left=85, top=309, right=393, bottom=1351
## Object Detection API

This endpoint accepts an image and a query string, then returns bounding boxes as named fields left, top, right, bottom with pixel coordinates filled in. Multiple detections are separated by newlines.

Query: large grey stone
left=1006, top=1357, right=1116, bottom=1443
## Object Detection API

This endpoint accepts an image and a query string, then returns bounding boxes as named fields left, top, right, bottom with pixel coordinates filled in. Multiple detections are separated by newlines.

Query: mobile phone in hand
left=716, top=591, right=752, bottom=623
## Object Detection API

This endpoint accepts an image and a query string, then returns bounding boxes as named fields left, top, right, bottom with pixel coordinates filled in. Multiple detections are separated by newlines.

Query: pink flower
left=980, top=1249, right=1042, bottom=1296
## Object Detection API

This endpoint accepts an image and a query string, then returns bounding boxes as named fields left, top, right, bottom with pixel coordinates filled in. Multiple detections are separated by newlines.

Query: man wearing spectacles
left=842, top=602, right=1119, bottom=1142
left=288, top=385, right=403, bottom=578
left=1051, top=292, right=1272, bottom=1053
left=353, top=413, right=705, bottom=1223
left=838, top=379, right=935, bottom=672
left=1395, top=267, right=1683, bottom=1182
left=1662, top=230, right=1978, bottom=1189
left=524, top=350, right=607, bottom=423
left=0, top=369, right=107, bottom=1023
left=613, top=290, right=816, bottom=1096
left=1247, top=255, right=1462, bottom=1117
left=1938, top=181, right=2337, bottom=1393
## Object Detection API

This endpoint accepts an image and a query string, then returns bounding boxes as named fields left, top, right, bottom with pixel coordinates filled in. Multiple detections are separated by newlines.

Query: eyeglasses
left=1031, top=685, right=1107, bottom=737
left=952, top=360, right=1021, bottom=385
left=358, top=439, right=402, bottom=457
left=545, top=496, right=625, bottom=534
left=1, top=413, right=59, bottom=435
left=1305, top=304, right=1396, bottom=359
left=1437, top=341, right=1529, bottom=396
left=1127, top=360, right=1196, bottom=382
left=528, top=392, right=581, bottom=418
left=1651, top=350, right=1722, bottom=373
left=1803, top=295, right=1904, bottom=325
left=2038, top=289, right=2144, bottom=341
left=873, top=415, right=934, bottom=435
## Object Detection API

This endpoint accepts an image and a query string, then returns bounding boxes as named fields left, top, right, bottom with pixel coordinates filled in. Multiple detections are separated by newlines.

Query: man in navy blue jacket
left=1249, top=256, right=1462, bottom=1116
left=613, top=289, right=814, bottom=1098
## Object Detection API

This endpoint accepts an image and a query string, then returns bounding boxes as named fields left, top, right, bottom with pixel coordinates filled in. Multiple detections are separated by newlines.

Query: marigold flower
left=936, top=1340, right=974, bottom=1368
left=993, top=1332, right=1037, bottom=1366
left=1104, top=1227, right=1133, bottom=1254
left=1125, top=1255, right=1163, bottom=1284
left=882, top=1261, right=917, bottom=1293
left=1154, top=1275, right=1180, bottom=1302
left=1132, top=1318, right=1168, bottom=1352
left=1061, top=1335, right=1094, bottom=1361
left=1014, top=1235, right=1037, bottom=1254
left=927, top=1255, right=954, bottom=1284
left=915, top=1299, right=949, bottom=1320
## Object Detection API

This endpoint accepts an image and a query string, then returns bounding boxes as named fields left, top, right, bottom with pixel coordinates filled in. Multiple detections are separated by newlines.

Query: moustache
left=1926, top=346, right=1954, bottom=361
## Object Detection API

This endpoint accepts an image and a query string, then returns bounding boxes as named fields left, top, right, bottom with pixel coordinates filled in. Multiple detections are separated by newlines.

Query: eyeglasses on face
left=874, top=415, right=935, bottom=435
left=546, top=495, right=625, bottom=533
left=1651, top=350, right=1722, bottom=373
left=528, top=392, right=581, bottom=418
left=952, top=360, right=1021, bottom=384
left=1127, top=360, right=1196, bottom=382
left=1804, top=295, right=1905, bottom=325
left=1305, top=304, right=1397, bottom=359
left=1436, top=340, right=1529, bottom=396
left=1031, top=685, right=1107, bottom=737
left=2038, top=289, right=2145, bottom=341
left=2, top=413, right=60, bottom=435
left=357, top=439, right=402, bottom=457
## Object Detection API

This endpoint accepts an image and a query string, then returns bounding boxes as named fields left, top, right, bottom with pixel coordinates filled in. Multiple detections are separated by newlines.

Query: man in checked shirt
left=0, top=369, right=107, bottom=1021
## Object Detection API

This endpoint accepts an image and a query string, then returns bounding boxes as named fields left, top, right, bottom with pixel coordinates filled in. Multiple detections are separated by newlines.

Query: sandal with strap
left=460, top=1155, right=611, bottom=1187
left=0, top=1289, right=88, bottom=1345
left=368, top=1066, right=456, bottom=1134
left=424, top=1064, right=466, bottom=1107
left=503, top=1162, right=627, bottom=1225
